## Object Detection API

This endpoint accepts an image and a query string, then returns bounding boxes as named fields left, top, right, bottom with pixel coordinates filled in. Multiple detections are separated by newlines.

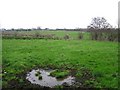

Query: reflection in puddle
left=26, top=69, right=75, bottom=88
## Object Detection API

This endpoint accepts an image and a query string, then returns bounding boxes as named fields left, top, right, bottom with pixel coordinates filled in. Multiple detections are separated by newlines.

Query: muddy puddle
left=26, top=69, right=75, bottom=88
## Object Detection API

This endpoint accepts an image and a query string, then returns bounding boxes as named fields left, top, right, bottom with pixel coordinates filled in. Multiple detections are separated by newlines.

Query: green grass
left=19, top=30, right=79, bottom=37
left=2, top=35, right=118, bottom=88
left=4, top=30, right=87, bottom=40
left=50, top=69, right=70, bottom=79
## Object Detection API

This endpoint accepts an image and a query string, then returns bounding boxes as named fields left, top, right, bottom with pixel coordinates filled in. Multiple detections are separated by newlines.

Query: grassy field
left=2, top=31, right=118, bottom=88
left=2, top=30, right=90, bottom=40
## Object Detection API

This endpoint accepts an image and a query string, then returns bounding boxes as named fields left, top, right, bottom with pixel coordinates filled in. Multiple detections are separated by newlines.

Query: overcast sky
left=0, top=0, right=119, bottom=29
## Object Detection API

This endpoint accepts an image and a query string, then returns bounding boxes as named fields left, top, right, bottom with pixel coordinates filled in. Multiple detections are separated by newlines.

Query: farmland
left=2, top=30, right=118, bottom=89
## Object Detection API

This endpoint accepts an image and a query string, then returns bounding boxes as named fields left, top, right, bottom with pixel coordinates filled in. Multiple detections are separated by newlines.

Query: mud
left=26, top=69, right=75, bottom=88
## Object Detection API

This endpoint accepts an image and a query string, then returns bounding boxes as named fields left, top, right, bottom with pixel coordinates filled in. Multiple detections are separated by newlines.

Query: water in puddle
left=26, top=69, right=75, bottom=88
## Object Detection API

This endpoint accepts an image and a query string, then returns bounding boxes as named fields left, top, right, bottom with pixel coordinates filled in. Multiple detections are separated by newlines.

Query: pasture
left=2, top=30, right=118, bottom=89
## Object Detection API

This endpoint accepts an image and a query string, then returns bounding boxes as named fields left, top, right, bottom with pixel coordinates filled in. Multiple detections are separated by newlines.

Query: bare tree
left=87, top=17, right=112, bottom=29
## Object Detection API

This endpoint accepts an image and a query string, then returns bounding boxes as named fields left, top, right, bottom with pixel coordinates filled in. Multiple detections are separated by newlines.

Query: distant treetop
left=87, top=17, right=112, bottom=29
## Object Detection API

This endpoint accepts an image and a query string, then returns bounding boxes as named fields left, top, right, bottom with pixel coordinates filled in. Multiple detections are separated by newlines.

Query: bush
left=89, top=29, right=118, bottom=42
left=63, top=34, right=70, bottom=40
left=78, top=32, right=83, bottom=39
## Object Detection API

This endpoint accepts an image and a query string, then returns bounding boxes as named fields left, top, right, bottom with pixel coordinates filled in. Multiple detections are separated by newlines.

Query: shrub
left=78, top=32, right=83, bottom=39
left=34, top=32, right=41, bottom=38
left=63, top=34, right=70, bottom=40
left=89, top=29, right=119, bottom=42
